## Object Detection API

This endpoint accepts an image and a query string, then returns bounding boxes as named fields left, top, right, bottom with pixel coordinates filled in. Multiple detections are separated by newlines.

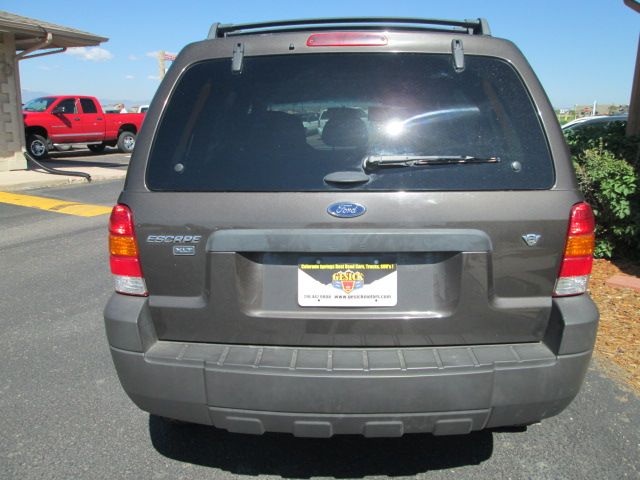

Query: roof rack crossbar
left=208, top=17, right=491, bottom=39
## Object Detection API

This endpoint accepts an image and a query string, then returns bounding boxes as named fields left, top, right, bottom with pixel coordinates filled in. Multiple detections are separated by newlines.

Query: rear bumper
left=104, top=294, right=598, bottom=437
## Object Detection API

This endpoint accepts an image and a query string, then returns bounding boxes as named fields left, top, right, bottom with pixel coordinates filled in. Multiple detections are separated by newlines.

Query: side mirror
left=52, top=106, right=64, bottom=114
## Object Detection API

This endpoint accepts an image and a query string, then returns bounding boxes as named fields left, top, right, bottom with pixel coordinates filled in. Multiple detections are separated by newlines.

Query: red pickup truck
left=22, top=95, right=145, bottom=160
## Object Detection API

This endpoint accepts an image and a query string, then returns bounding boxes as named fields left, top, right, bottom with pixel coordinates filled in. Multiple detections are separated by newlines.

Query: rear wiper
left=363, top=155, right=500, bottom=169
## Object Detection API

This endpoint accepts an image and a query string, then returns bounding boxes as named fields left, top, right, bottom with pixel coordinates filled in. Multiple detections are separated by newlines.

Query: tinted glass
left=147, top=54, right=554, bottom=191
left=56, top=98, right=76, bottom=114
left=80, top=98, right=98, bottom=114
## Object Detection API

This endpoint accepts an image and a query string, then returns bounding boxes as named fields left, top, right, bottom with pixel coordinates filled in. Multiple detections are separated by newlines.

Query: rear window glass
left=147, top=54, right=554, bottom=191
left=80, top=98, right=98, bottom=114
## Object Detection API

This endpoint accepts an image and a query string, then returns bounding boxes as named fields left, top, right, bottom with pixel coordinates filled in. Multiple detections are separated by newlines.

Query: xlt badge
left=173, top=245, right=196, bottom=256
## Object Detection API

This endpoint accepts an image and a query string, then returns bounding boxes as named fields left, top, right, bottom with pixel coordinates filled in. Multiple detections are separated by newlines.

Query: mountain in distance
left=21, top=89, right=50, bottom=102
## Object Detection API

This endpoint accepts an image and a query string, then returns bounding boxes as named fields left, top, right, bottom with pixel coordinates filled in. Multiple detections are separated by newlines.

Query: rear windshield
left=147, top=53, right=554, bottom=191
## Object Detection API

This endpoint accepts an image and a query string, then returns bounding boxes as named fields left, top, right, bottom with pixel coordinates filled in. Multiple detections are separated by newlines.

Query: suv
left=105, top=18, right=599, bottom=437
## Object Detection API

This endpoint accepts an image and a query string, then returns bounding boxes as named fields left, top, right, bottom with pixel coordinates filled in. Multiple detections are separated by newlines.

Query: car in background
left=562, top=114, right=627, bottom=133
left=23, top=95, right=145, bottom=159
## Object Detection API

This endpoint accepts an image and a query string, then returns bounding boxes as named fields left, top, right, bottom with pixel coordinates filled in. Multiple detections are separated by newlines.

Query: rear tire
left=117, top=131, right=136, bottom=153
left=88, top=143, right=106, bottom=153
left=26, top=134, right=49, bottom=160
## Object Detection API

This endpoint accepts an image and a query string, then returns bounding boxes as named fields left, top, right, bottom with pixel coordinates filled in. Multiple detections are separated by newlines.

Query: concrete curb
left=0, top=167, right=127, bottom=192
left=606, top=274, right=640, bottom=292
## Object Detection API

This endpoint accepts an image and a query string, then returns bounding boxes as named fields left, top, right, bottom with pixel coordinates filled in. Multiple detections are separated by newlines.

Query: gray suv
left=105, top=18, right=599, bottom=437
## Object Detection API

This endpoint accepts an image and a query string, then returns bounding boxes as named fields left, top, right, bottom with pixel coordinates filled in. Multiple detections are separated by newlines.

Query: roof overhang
left=0, top=10, right=108, bottom=52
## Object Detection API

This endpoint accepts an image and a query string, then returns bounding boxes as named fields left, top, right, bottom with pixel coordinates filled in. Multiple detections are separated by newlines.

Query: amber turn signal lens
left=564, top=234, right=595, bottom=257
left=109, top=235, right=138, bottom=257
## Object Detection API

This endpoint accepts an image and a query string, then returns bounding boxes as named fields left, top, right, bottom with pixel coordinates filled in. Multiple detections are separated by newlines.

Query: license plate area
left=298, top=256, right=397, bottom=307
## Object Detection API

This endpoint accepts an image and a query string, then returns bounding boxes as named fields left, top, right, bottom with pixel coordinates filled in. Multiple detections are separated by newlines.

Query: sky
left=4, top=0, right=639, bottom=108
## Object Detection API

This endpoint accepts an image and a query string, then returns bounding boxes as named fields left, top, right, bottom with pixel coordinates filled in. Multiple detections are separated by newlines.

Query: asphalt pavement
left=1, top=179, right=639, bottom=479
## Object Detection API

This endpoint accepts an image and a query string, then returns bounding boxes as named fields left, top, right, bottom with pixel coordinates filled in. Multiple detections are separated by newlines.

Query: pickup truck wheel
left=27, top=134, right=49, bottom=160
left=88, top=144, right=106, bottom=153
left=117, top=131, right=136, bottom=153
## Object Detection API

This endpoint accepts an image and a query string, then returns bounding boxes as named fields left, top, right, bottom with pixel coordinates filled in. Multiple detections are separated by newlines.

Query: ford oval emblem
left=327, top=202, right=366, bottom=218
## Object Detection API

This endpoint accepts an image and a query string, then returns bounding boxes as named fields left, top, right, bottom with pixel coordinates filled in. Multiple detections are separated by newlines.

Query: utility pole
left=627, top=35, right=640, bottom=136
left=624, top=0, right=640, bottom=136
left=158, top=50, right=166, bottom=80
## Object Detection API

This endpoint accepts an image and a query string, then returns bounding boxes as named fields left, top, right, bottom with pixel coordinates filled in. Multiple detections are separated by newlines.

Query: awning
left=0, top=10, right=108, bottom=52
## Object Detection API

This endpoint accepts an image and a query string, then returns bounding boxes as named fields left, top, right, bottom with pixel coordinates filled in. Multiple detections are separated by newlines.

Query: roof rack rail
left=207, top=17, right=491, bottom=39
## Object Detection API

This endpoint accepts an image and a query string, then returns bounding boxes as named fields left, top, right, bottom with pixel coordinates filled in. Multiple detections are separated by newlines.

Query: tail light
left=306, top=32, right=388, bottom=47
left=109, top=204, right=148, bottom=296
left=553, top=202, right=595, bottom=296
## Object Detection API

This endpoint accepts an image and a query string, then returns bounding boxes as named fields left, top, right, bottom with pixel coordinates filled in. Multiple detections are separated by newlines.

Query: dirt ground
left=589, top=259, right=640, bottom=392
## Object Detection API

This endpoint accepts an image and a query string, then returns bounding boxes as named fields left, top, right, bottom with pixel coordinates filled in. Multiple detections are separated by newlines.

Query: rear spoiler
left=207, top=17, right=491, bottom=39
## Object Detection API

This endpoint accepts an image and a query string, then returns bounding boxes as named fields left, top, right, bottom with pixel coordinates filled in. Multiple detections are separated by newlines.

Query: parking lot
left=0, top=161, right=639, bottom=479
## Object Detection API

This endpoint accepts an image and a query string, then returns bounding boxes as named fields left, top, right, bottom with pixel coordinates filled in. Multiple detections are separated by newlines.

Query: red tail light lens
left=567, top=202, right=596, bottom=236
left=306, top=32, right=388, bottom=47
left=109, top=204, right=135, bottom=236
left=554, top=203, right=595, bottom=296
left=109, top=204, right=147, bottom=296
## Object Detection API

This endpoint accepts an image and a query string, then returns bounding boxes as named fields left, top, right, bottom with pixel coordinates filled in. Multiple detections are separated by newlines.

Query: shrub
left=565, top=122, right=639, bottom=168
left=573, top=145, right=638, bottom=257
left=566, top=128, right=639, bottom=258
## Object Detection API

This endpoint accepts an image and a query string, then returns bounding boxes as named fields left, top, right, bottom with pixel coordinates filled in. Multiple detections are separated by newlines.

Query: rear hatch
left=125, top=47, right=578, bottom=347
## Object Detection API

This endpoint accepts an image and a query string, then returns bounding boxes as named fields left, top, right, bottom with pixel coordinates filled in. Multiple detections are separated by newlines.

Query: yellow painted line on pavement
left=0, top=191, right=112, bottom=217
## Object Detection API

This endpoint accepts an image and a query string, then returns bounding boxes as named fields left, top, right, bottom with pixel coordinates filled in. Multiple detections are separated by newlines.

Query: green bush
left=566, top=126, right=639, bottom=259
left=566, top=122, right=639, bottom=168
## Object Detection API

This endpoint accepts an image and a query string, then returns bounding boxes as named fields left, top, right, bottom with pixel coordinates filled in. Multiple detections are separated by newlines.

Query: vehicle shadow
left=39, top=149, right=129, bottom=169
left=48, top=148, right=125, bottom=160
left=610, top=257, right=640, bottom=279
left=148, top=415, right=494, bottom=477
left=39, top=158, right=128, bottom=169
